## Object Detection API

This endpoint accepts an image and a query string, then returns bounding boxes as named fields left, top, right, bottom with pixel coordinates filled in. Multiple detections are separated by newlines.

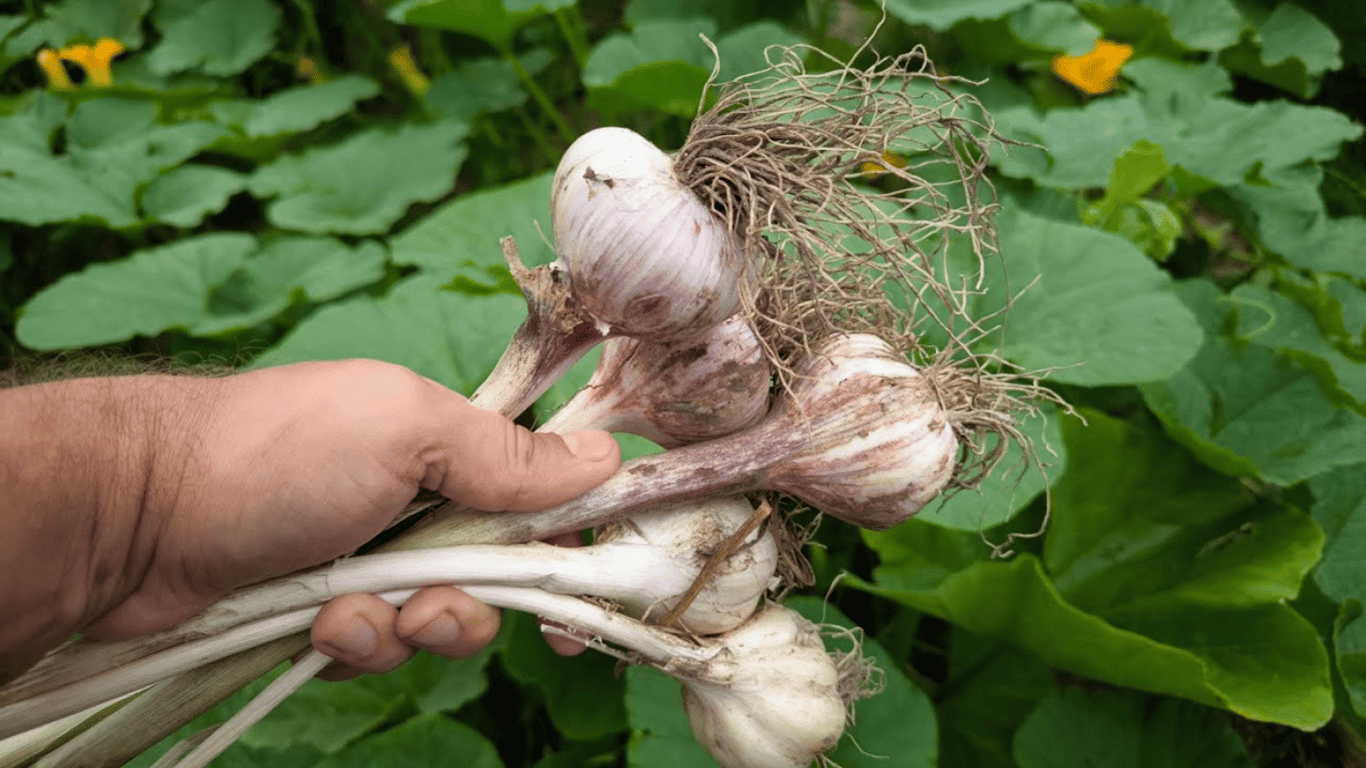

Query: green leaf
left=857, top=541, right=1333, bottom=728
left=1044, top=409, right=1317, bottom=615
left=388, top=0, right=543, bottom=51
left=140, top=164, right=246, bottom=227
left=1219, top=3, right=1341, bottom=97
left=787, top=597, right=939, bottom=768
left=1124, top=57, right=1233, bottom=98
left=882, top=0, right=1034, bottom=30
left=937, top=632, right=1058, bottom=768
left=145, top=0, right=280, bottom=76
left=249, top=274, right=526, bottom=395
left=583, top=19, right=715, bottom=116
left=1336, top=601, right=1366, bottom=719
left=1140, top=280, right=1366, bottom=486
left=1231, top=283, right=1366, bottom=411
left=425, top=51, right=551, bottom=121
left=1013, top=688, right=1253, bottom=768
left=239, top=75, right=380, bottom=138
left=987, top=205, right=1204, bottom=386
left=994, top=94, right=1362, bottom=190
left=389, top=172, right=553, bottom=287
left=316, top=713, right=503, bottom=768
left=1310, top=463, right=1366, bottom=605
left=501, top=611, right=627, bottom=739
left=15, top=233, right=255, bottom=350
left=21, top=0, right=151, bottom=48
left=196, top=236, right=387, bottom=335
left=625, top=665, right=716, bottom=768
left=624, top=0, right=760, bottom=31
left=1141, top=0, right=1248, bottom=51
left=239, top=677, right=402, bottom=754
left=248, top=121, right=469, bottom=235
left=1007, top=2, right=1102, bottom=55
left=917, top=406, right=1067, bottom=531
left=712, top=21, right=804, bottom=82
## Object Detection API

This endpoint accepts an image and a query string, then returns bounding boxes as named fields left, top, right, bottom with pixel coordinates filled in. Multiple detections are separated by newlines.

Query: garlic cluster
left=676, top=604, right=846, bottom=768
left=551, top=127, right=749, bottom=340
left=540, top=315, right=770, bottom=448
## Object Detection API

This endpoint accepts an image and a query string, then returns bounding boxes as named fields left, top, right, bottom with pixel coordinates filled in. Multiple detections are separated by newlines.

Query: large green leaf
left=389, top=172, right=553, bottom=288
left=858, top=536, right=1333, bottom=728
left=917, top=406, right=1068, bottom=531
left=1223, top=163, right=1366, bottom=279
left=937, top=631, right=1058, bottom=768
left=144, top=0, right=280, bottom=76
left=985, top=205, right=1203, bottom=386
left=1219, top=2, right=1342, bottom=98
left=248, top=121, right=469, bottom=235
left=239, top=677, right=402, bottom=754
left=140, top=164, right=247, bottom=227
left=501, top=610, right=627, bottom=740
left=625, top=666, right=716, bottom=768
left=1309, top=463, right=1366, bottom=716
left=16, top=0, right=151, bottom=48
left=583, top=19, right=714, bottom=116
left=1013, top=688, right=1253, bottom=768
left=1124, top=57, right=1233, bottom=98
left=236, top=75, right=381, bottom=138
left=15, top=233, right=255, bottom=349
left=882, top=0, right=1034, bottom=30
left=1043, top=409, right=1318, bottom=616
left=388, top=0, right=547, bottom=50
left=424, top=51, right=552, bottom=121
left=249, top=274, right=526, bottom=395
left=1140, top=280, right=1366, bottom=486
left=1006, top=2, right=1102, bottom=55
left=316, top=713, right=503, bottom=768
left=993, top=93, right=1362, bottom=190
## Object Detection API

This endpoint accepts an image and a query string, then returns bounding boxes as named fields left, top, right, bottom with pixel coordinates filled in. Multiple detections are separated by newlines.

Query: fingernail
left=410, top=612, right=460, bottom=648
left=321, top=617, right=377, bottom=660
left=561, top=431, right=617, bottom=462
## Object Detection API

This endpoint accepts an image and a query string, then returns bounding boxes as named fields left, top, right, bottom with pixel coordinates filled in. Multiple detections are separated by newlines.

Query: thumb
left=426, top=401, right=620, bottom=512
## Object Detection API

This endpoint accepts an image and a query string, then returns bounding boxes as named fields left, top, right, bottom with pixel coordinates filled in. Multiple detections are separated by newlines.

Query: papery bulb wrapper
left=552, top=127, right=748, bottom=340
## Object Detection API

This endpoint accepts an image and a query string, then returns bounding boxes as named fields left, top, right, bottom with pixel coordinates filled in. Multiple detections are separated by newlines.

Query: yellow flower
left=388, top=46, right=430, bottom=97
left=297, top=56, right=324, bottom=84
left=36, top=48, right=74, bottom=89
left=1051, top=39, right=1134, bottom=96
left=860, top=150, right=908, bottom=178
left=41, top=38, right=124, bottom=88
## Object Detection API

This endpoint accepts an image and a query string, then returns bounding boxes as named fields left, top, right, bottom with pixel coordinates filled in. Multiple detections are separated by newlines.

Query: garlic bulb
left=540, top=315, right=770, bottom=448
left=594, top=496, right=777, bottom=633
left=678, top=604, right=846, bottom=768
left=551, top=127, right=748, bottom=340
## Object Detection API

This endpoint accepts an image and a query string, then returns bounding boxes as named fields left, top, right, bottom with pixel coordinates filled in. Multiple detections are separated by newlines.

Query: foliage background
left=1, top=0, right=1364, bottom=765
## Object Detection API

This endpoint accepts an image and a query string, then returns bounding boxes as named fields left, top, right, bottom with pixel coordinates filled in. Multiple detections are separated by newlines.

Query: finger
left=395, top=586, right=501, bottom=659
left=311, top=593, right=414, bottom=676
left=424, top=394, right=620, bottom=512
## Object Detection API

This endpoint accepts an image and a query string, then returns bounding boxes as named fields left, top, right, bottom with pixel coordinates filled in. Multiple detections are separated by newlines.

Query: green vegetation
left=1, top=0, right=1363, bottom=765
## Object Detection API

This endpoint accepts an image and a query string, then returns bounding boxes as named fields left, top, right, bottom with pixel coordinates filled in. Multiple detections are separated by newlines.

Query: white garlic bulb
left=540, top=315, right=770, bottom=448
left=551, top=127, right=748, bottom=341
left=678, top=604, right=846, bottom=768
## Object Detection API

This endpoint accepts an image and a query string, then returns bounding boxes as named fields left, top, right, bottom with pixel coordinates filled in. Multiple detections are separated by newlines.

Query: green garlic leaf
left=987, top=205, right=1204, bottom=386
left=1231, top=283, right=1366, bottom=411
left=248, top=120, right=469, bottom=235
left=388, top=0, right=544, bottom=51
left=1013, top=688, right=1253, bottom=768
left=425, top=51, right=551, bottom=121
left=196, top=236, right=387, bottom=335
left=315, top=714, right=503, bottom=768
left=144, top=0, right=280, bottom=76
left=249, top=274, right=525, bottom=396
left=787, top=597, right=939, bottom=768
left=917, top=406, right=1067, bottom=531
left=583, top=18, right=715, bottom=116
left=857, top=537, right=1332, bottom=728
left=1140, top=280, right=1366, bottom=486
left=625, top=666, right=717, bottom=767
left=938, top=631, right=1058, bottom=768
left=501, top=611, right=626, bottom=739
left=140, top=164, right=246, bottom=227
left=882, top=0, right=1034, bottom=30
left=15, top=232, right=255, bottom=350
left=1044, top=409, right=1318, bottom=616
left=389, top=172, right=552, bottom=288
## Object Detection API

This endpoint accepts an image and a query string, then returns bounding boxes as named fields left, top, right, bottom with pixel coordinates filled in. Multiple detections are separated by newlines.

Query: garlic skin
left=595, top=496, right=778, bottom=634
left=551, top=127, right=747, bottom=340
left=677, top=604, right=845, bottom=768
left=540, top=316, right=770, bottom=448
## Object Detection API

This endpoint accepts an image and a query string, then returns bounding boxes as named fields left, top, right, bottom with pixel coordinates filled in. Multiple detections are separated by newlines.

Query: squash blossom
left=388, top=45, right=430, bottom=96
left=860, top=150, right=908, bottom=178
left=296, top=56, right=324, bottom=84
left=37, top=38, right=123, bottom=88
left=1051, top=39, right=1133, bottom=96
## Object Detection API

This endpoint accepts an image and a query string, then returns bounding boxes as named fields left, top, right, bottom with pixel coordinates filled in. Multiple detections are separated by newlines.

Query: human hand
left=81, top=359, right=619, bottom=678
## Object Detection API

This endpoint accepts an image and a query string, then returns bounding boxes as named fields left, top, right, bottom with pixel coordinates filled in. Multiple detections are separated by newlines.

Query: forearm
left=0, top=375, right=202, bottom=682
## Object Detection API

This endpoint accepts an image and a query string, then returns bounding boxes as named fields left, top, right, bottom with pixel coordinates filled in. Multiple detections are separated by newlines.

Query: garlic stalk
left=398, top=333, right=959, bottom=550
left=0, top=498, right=778, bottom=736
left=551, top=126, right=749, bottom=341
left=540, top=315, right=770, bottom=448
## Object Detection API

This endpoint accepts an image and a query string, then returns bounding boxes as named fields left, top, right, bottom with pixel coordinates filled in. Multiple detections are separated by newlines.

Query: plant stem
left=553, top=8, right=590, bottom=71
left=502, top=46, right=576, bottom=145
